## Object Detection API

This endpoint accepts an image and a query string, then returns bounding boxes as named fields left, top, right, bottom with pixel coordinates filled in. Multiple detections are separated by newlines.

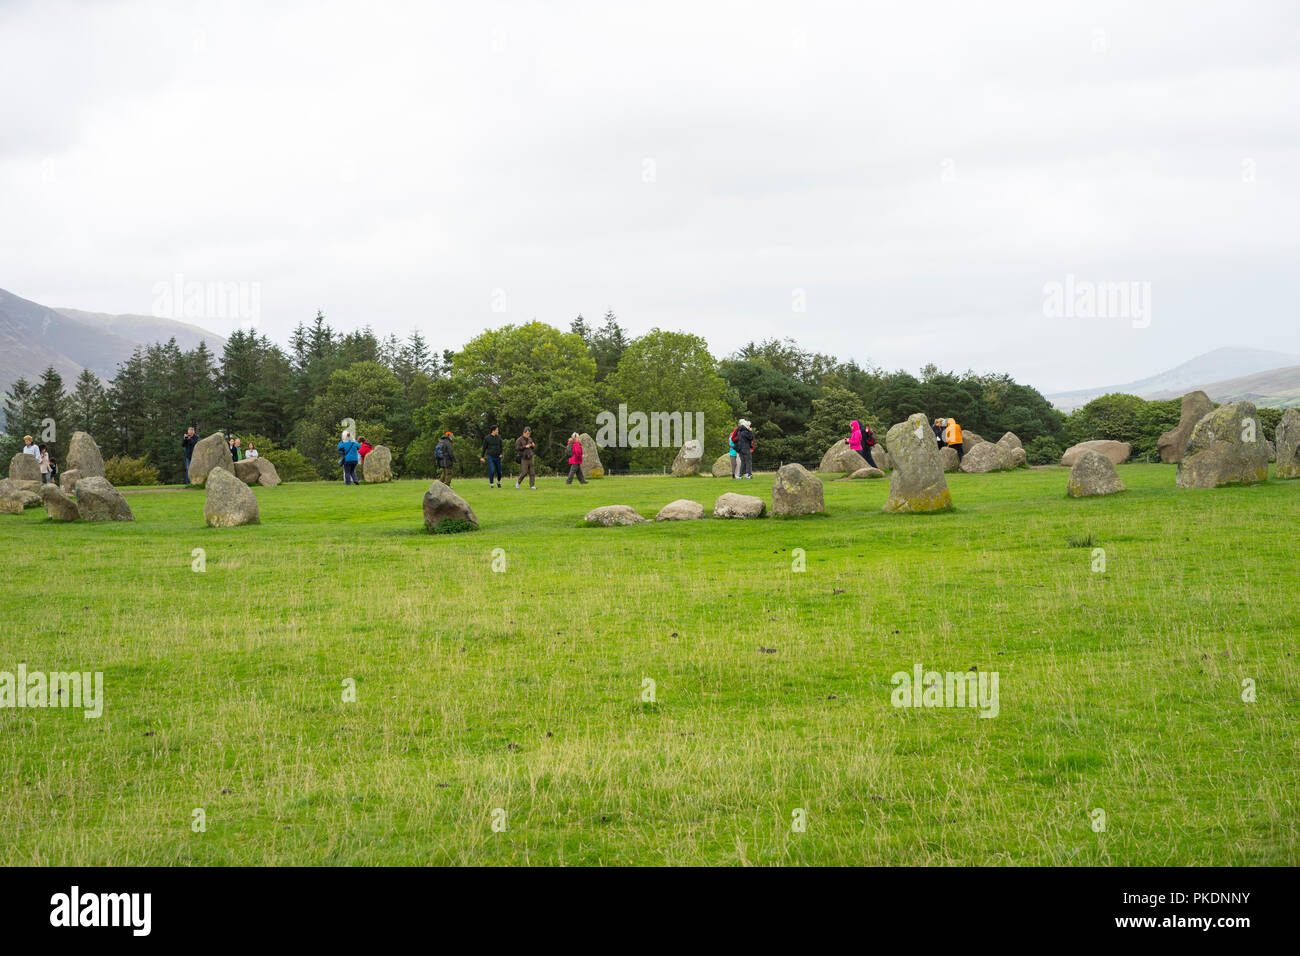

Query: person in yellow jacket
left=944, top=417, right=964, bottom=459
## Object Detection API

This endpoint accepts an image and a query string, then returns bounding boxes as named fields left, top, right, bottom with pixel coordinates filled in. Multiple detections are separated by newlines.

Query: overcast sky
left=2, top=0, right=1297, bottom=393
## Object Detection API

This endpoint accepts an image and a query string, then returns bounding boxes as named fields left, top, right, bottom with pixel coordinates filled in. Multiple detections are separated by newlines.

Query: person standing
left=244, top=442, right=260, bottom=460
left=933, top=418, right=947, bottom=449
left=38, top=444, right=52, bottom=484
left=848, top=419, right=878, bottom=469
left=358, top=437, right=372, bottom=464
left=565, top=432, right=587, bottom=485
left=944, top=417, right=964, bottom=460
left=480, top=426, right=504, bottom=488
left=228, top=436, right=243, bottom=462
left=728, top=427, right=739, bottom=478
left=21, top=435, right=40, bottom=467
left=435, top=431, right=456, bottom=485
left=181, top=427, right=198, bottom=482
left=734, top=419, right=755, bottom=479
left=515, top=427, right=537, bottom=489
left=337, top=432, right=361, bottom=485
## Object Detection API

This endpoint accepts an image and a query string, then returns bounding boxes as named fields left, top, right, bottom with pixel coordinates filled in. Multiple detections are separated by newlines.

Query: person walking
left=435, top=431, right=456, bottom=485
left=38, top=444, right=52, bottom=484
left=515, top=427, right=537, bottom=489
left=565, top=432, right=587, bottom=485
left=734, top=419, right=755, bottom=479
left=337, top=431, right=361, bottom=485
left=728, top=427, right=739, bottom=478
left=944, top=417, right=964, bottom=460
left=182, top=427, right=199, bottom=482
left=480, top=426, right=504, bottom=488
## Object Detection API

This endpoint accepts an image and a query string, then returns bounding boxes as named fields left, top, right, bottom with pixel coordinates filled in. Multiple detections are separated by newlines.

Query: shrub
left=261, top=447, right=320, bottom=482
left=426, top=518, right=479, bottom=535
left=1025, top=436, right=1063, bottom=465
left=104, top=455, right=161, bottom=486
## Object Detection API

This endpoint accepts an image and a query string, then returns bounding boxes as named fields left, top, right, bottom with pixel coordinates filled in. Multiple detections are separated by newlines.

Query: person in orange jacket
left=944, top=417, right=964, bottom=459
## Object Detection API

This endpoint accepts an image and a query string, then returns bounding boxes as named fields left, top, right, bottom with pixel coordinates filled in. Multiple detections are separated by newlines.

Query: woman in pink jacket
left=847, top=419, right=878, bottom=468
left=565, top=432, right=588, bottom=485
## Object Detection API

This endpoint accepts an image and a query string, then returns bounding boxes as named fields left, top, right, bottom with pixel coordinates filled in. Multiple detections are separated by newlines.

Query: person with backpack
left=514, top=427, right=537, bottom=489
left=565, top=432, right=587, bottom=485
left=728, top=427, right=739, bottom=478
left=847, top=419, right=878, bottom=469
left=358, top=437, right=372, bottom=464
left=337, top=431, right=361, bottom=485
left=944, top=417, right=964, bottom=460
left=479, top=426, right=504, bottom=488
left=435, top=431, right=456, bottom=485
left=734, top=419, right=755, bottom=479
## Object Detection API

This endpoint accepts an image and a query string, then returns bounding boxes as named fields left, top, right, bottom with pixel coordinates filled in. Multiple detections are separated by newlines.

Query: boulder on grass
left=1061, top=440, right=1131, bottom=468
left=75, top=476, right=135, bottom=522
left=1067, top=450, right=1127, bottom=497
left=8, top=452, right=40, bottom=482
left=13, top=489, right=41, bottom=508
left=423, top=480, right=479, bottom=531
left=66, top=431, right=106, bottom=478
left=671, top=439, right=704, bottom=476
left=0, top=496, right=21, bottom=515
left=847, top=466, right=885, bottom=479
left=960, top=442, right=1016, bottom=473
left=818, top=440, right=868, bottom=474
left=40, top=483, right=79, bottom=520
left=253, top=458, right=281, bottom=487
left=655, top=499, right=706, bottom=521
left=882, top=413, right=952, bottom=513
left=233, top=459, right=262, bottom=484
left=1275, top=408, right=1300, bottom=479
left=204, top=467, right=260, bottom=527
left=939, top=446, right=960, bottom=472
left=187, top=432, right=230, bottom=486
left=997, top=432, right=1023, bottom=451
left=771, top=463, right=825, bottom=516
left=711, top=454, right=734, bottom=477
left=713, top=492, right=765, bottom=519
left=1009, top=446, right=1028, bottom=467
left=1158, top=390, right=1214, bottom=463
left=579, top=434, right=604, bottom=478
left=584, top=505, right=647, bottom=526
left=59, top=469, right=81, bottom=493
left=1176, top=401, right=1269, bottom=489
left=363, top=445, right=393, bottom=483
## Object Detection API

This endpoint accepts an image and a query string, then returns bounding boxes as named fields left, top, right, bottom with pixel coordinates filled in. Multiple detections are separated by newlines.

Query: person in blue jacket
left=338, top=431, right=361, bottom=485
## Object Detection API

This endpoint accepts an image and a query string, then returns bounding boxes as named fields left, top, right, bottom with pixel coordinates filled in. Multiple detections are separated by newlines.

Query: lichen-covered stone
left=883, top=413, right=952, bottom=513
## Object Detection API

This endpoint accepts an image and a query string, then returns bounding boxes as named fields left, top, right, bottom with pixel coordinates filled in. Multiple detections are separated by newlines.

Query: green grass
left=2, top=464, right=1298, bottom=865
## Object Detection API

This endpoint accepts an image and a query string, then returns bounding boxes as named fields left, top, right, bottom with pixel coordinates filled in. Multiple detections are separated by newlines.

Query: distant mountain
left=0, top=288, right=226, bottom=399
left=1047, top=347, right=1300, bottom=411
left=1148, top=364, right=1300, bottom=408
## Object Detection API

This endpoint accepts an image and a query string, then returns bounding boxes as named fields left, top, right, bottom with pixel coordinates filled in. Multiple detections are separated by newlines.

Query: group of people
left=336, top=432, right=374, bottom=485
left=179, top=428, right=264, bottom=483
left=933, top=417, right=965, bottom=459
left=727, top=420, right=756, bottom=478
left=19, top=435, right=56, bottom=484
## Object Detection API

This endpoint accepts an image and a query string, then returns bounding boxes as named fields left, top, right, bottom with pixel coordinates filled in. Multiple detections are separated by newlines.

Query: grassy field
left=2, top=464, right=1298, bottom=865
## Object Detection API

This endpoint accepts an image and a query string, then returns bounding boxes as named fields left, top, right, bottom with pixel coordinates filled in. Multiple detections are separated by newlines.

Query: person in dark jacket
left=515, top=427, right=537, bottom=489
left=933, top=418, right=947, bottom=449
left=479, top=426, right=504, bottom=488
left=337, top=432, right=361, bottom=485
left=435, top=431, right=456, bottom=485
left=734, top=419, right=755, bottom=478
left=181, top=427, right=199, bottom=483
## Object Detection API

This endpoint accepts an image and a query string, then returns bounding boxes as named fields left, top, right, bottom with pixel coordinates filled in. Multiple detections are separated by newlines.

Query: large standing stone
left=1158, top=390, right=1214, bottom=463
left=960, top=442, right=1017, bottom=473
left=59, top=469, right=82, bottom=493
left=40, top=483, right=79, bottom=520
left=8, top=452, right=40, bottom=482
left=1061, top=440, right=1131, bottom=467
left=423, top=479, right=479, bottom=530
left=818, top=440, right=868, bottom=474
left=584, top=505, right=647, bottom=526
left=253, top=458, right=281, bottom=487
left=940, top=446, right=960, bottom=472
left=713, top=492, right=766, bottom=519
left=883, top=413, right=952, bottom=513
left=187, top=432, right=230, bottom=486
left=771, top=463, right=826, bottom=516
left=1176, top=401, right=1270, bottom=488
left=66, top=431, right=106, bottom=478
left=1275, top=408, right=1300, bottom=479
left=671, top=439, right=704, bottom=476
left=579, top=433, right=604, bottom=478
left=655, top=499, right=706, bottom=521
left=233, top=459, right=262, bottom=484
left=1067, top=450, right=1127, bottom=497
left=203, top=467, right=260, bottom=526
left=75, top=476, right=135, bottom=521
left=363, top=445, right=393, bottom=483
left=711, top=454, right=734, bottom=477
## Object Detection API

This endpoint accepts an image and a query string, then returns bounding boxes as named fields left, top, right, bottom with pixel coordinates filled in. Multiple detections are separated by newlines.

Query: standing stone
left=75, top=476, right=135, bottom=521
left=818, top=440, right=868, bottom=474
left=1176, top=401, right=1270, bottom=488
left=1008, top=446, right=1028, bottom=467
left=960, top=442, right=1017, bottom=473
left=883, top=413, right=952, bottom=513
left=710, top=454, right=734, bottom=477
left=233, top=459, right=262, bottom=484
left=40, top=483, right=80, bottom=520
left=1275, top=408, right=1300, bottom=479
left=713, top=492, right=766, bottom=518
left=579, top=433, right=604, bottom=478
left=187, top=432, right=230, bottom=486
left=584, top=505, right=647, bottom=526
left=771, top=463, right=826, bottom=516
left=1158, top=390, right=1214, bottom=463
left=363, top=445, right=393, bottom=482
left=1067, top=450, right=1127, bottom=497
left=253, top=458, right=281, bottom=487
left=59, top=469, right=81, bottom=493
left=671, top=439, right=704, bottom=476
left=66, top=431, right=106, bottom=478
left=1061, top=440, right=1131, bottom=467
left=8, top=452, right=40, bottom=482
left=939, top=446, right=960, bottom=472
left=996, top=432, right=1023, bottom=451
left=423, top=479, right=479, bottom=530
left=655, top=499, right=706, bottom=521
left=204, top=467, right=260, bottom=526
